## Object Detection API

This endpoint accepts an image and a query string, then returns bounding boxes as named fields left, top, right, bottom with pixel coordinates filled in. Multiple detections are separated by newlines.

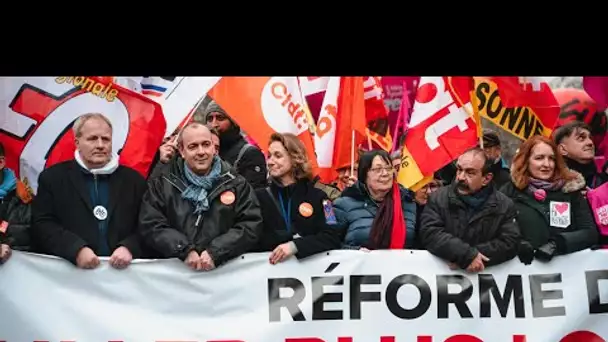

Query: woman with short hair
left=334, top=150, right=417, bottom=250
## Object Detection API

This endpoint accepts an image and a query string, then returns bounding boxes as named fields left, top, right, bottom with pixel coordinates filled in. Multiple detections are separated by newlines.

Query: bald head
left=178, top=122, right=216, bottom=175
left=177, top=122, right=210, bottom=148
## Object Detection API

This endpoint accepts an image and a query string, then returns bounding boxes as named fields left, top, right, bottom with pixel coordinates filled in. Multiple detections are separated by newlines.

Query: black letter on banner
left=529, top=273, right=566, bottom=318
left=500, top=107, right=522, bottom=130
left=479, top=274, right=525, bottom=318
left=486, top=90, right=503, bottom=119
left=475, top=81, right=491, bottom=111
left=437, top=275, right=473, bottom=319
left=312, top=276, right=344, bottom=320
left=586, top=270, right=608, bottom=314
left=268, top=278, right=306, bottom=322
left=516, top=108, right=536, bottom=139
left=385, top=274, right=432, bottom=319
left=350, top=275, right=381, bottom=320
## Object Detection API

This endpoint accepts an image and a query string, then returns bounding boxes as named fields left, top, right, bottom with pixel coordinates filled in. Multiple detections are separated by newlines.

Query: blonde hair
left=269, top=132, right=313, bottom=180
left=73, top=113, right=112, bottom=138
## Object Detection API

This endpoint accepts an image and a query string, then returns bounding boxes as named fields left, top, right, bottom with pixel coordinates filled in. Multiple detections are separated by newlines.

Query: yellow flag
left=396, top=144, right=425, bottom=189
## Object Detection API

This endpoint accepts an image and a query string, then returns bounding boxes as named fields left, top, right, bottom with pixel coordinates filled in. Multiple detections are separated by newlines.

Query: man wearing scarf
left=31, top=113, right=148, bottom=269
left=419, top=148, right=521, bottom=273
left=204, top=100, right=268, bottom=189
left=138, top=122, right=262, bottom=271
left=554, top=121, right=608, bottom=189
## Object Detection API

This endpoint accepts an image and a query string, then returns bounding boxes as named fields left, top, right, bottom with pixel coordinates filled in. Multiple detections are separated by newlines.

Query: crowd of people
left=0, top=101, right=606, bottom=273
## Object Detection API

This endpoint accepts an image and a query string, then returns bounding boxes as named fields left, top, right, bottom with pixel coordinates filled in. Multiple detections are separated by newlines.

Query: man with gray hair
left=31, top=113, right=148, bottom=269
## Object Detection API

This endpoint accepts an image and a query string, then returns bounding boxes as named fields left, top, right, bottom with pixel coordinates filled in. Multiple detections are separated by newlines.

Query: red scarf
left=367, top=181, right=407, bottom=249
left=389, top=181, right=406, bottom=249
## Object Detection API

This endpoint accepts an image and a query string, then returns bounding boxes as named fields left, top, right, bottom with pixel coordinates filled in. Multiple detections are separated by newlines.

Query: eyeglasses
left=369, top=166, right=394, bottom=175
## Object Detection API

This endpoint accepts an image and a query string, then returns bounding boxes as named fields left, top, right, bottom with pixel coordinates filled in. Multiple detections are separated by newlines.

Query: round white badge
left=93, top=205, right=108, bottom=220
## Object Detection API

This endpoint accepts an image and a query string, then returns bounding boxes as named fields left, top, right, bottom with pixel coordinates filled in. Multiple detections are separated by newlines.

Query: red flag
left=488, top=76, right=558, bottom=108
left=332, top=77, right=368, bottom=170
left=475, top=76, right=560, bottom=138
left=0, top=76, right=166, bottom=193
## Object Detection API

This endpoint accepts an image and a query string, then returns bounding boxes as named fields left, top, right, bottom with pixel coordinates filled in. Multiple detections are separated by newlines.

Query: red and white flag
left=0, top=76, right=166, bottom=193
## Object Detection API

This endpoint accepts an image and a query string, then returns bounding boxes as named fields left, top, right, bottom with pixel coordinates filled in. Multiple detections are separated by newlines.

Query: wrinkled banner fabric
left=1, top=250, right=607, bottom=342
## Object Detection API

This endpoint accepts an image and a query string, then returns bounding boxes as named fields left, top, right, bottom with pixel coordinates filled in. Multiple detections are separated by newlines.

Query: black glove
left=517, top=240, right=535, bottom=265
left=535, top=240, right=557, bottom=262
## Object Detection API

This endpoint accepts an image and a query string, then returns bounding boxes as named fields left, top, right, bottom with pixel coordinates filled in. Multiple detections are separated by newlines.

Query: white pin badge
left=93, top=205, right=108, bottom=220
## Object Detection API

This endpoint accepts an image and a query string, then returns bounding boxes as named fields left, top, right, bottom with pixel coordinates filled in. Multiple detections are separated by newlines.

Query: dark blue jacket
left=333, top=181, right=416, bottom=249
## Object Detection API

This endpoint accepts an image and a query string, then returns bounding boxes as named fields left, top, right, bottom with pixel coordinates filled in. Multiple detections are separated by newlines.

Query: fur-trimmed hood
left=562, top=170, right=587, bottom=193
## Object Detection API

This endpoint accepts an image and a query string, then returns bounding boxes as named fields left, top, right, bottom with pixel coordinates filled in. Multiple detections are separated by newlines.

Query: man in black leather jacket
left=138, top=122, right=263, bottom=271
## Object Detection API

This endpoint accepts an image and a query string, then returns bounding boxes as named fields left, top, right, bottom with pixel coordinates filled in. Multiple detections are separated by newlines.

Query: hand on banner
left=200, top=251, right=216, bottom=271
left=269, top=243, right=296, bottom=264
left=466, top=252, right=489, bottom=273
left=76, top=247, right=100, bottom=269
left=359, top=247, right=371, bottom=252
left=185, top=250, right=201, bottom=270
left=109, top=246, right=133, bottom=269
left=0, top=244, right=12, bottom=264
left=535, top=240, right=558, bottom=262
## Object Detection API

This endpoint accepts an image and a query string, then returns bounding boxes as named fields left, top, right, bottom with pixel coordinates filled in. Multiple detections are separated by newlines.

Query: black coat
left=489, top=159, right=511, bottom=189
left=221, top=135, right=268, bottom=190
left=0, top=189, right=32, bottom=251
left=254, top=179, right=343, bottom=259
left=419, top=183, right=521, bottom=269
left=499, top=174, right=598, bottom=254
left=138, top=156, right=263, bottom=266
left=31, top=161, right=147, bottom=264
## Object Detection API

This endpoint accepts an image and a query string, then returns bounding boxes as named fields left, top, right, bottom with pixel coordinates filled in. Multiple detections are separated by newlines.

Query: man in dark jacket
left=554, top=121, right=608, bottom=189
left=31, top=113, right=148, bottom=269
left=420, top=147, right=521, bottom=272
left=482, top=129, right=511, bottom=189
left=138, top=122, right=263, bottom=271
left=204, top=100, right=268, bottom=189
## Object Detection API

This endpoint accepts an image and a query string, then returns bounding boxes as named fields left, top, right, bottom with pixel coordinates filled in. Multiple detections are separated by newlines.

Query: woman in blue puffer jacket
left=333, top=150, right=417, bottom=250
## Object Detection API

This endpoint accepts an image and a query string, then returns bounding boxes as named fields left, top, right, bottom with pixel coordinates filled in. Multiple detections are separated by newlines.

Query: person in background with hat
left=204, top=100, right=268, bottom=190
left=411, top=173, right=444, bottom=248
left=31, top=113, right=148, bottom=269
left=482, top=129, right=511, bottom=189
left=253, top=133, right=343, bottom=264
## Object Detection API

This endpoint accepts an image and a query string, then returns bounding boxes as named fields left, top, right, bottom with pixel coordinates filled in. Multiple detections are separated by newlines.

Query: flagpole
left=351, top=130, right=355, bottom=176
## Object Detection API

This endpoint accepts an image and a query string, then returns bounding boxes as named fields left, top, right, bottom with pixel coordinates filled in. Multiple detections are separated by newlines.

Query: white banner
left=1, top=250, right=608, bottom=342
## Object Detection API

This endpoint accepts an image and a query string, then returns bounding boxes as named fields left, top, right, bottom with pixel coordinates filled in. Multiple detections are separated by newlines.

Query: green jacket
left=499, top=172, right=598, bottom=255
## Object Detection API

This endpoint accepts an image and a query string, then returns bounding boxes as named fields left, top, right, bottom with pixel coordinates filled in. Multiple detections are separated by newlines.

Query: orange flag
left=332, top=77, right=368, bottom=173
left=208, top=77, right=319, bottom=171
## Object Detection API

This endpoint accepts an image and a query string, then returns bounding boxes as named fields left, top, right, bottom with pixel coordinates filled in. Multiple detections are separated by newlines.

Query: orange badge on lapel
left=220, top=191, right=236, bottom=205
left=299, top=202, right=314, bottom=217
